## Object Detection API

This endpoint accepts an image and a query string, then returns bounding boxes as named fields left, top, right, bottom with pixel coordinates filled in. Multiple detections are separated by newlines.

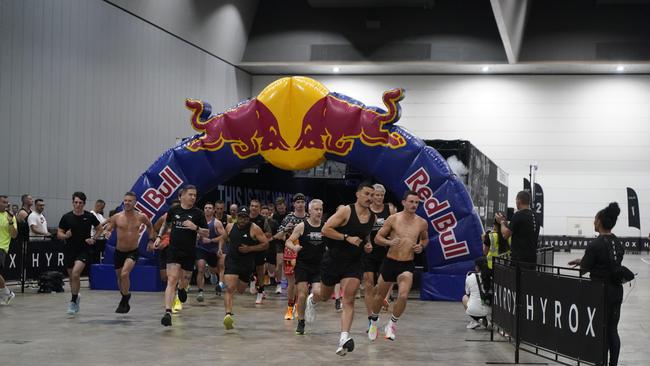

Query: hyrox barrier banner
left=492, top=264, right=606, bottom=365
left=4, top=239, right=70, bottom=281
left=540, top=235, right=650, bottom=252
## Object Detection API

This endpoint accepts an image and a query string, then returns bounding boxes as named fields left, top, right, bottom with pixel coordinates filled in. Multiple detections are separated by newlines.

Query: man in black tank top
left=285, top=199, right=325, bottom=335
left=304, top=182, right=375, bottom=356
left=362, top=184, right=397, bottom=325
left=16, top=194, right=33, bottom=243
left=222, top=206, right=268, bottom=330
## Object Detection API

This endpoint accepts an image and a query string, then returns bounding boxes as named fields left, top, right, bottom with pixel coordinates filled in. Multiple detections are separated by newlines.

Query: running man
left=222, top=206, right=269, bottom=330
left=368, top=190, right=428, bottom=341
left=154, top=185, right=208, bottom=327
left=249, top=199, right=272, bottom=304
left=101, top=192, right=155, bottom=313
left=57, top=192, right=103, bottom=315
left=285, top=199, right=325, bottom=335
left=363, top=184, right=397, bottom=326
left=195, top=202, right=225, bottom=302
left=274, top=193, right=308, bottom=319
left=305, top=182, right=375, bottom=356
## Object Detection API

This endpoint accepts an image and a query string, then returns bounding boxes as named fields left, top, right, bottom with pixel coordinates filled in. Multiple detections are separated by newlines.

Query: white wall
left=254, top=75, right=650, bottom=236
left=1, top=0, right=251, bottom=222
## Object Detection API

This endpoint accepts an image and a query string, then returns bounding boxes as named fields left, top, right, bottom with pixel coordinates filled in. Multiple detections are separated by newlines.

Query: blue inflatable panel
left=420, top=272, right=466, bottom=301
left=90, top=264, right=164, bottom=292
left=429, top=259, right=476, bottom=275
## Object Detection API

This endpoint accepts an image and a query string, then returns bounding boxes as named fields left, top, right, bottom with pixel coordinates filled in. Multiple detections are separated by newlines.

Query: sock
left=71, top=294, right=78, bottom=303
left=122, top=293, right=131, bottom=303
left=298, top=319, right=305, bottom=324
left=390, top=314, right=399, bottom=323
left=288, top=298, right=295, bottom=307
left=198, top=289, right=204, bottom=293
left=257, top=285, right=264, bottom=294
left=369, top=313, right=379, bottom=322
left=165, top=308, right=172, bottom=314
left=340, top=331, right=350, bottom=343
left=226, top=312, right=233, bottom=316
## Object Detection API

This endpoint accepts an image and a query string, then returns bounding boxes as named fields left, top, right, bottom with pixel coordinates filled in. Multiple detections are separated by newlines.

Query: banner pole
left=515, top=263, right=521, bottom=364
left=20, top=239, right=26, bottom=294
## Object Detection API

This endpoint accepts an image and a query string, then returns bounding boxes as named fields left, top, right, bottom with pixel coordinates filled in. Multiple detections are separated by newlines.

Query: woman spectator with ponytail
left=462, top=257, right=492, bottom=329
left=569, top=202, right=625, bottom=366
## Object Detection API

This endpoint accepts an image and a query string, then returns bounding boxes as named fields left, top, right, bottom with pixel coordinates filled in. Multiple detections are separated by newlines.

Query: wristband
left=343, top=234, right=348, bottom=241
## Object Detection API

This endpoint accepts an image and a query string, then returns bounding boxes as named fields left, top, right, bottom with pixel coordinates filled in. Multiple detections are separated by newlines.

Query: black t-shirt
left=325, top=205, right=375, bottom=262
left=58, top=211, right=101, bottom=247
left=250, top=214, right=271, bottom=235
left=508, top=208, right=539, bottom=263
left=297, top=220, right=325, bottom=266
left=227, top=222, right=258, bottom=266
left=166, top=205, right=208, bottom=252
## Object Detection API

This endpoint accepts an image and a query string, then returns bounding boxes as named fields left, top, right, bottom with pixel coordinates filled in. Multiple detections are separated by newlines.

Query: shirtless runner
left=368, top=190, right=428, bottom=341
left=101, top=192, right=155, bottom=313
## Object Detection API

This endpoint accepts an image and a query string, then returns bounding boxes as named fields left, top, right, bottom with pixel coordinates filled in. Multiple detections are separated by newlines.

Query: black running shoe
left=177, top=288, right=188, bottom=303
left=335, top=298, right=342, bottom=312
left=161, top=312, right=172, bottom=327
left=296, top=320, right=305, bottom=335
left=115, top=302, right=127, bottom=314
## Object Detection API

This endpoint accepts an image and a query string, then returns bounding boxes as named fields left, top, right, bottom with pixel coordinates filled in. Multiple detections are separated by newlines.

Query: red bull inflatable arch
left=104, top=77, right=484, bottom=301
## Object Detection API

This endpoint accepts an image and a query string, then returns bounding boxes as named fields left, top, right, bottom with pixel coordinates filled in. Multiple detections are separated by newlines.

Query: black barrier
left=4, top=239, right=101, bottom=291
left=540, top=235, right=649, bottom=253
left=492, top=254, right=607, bottom=365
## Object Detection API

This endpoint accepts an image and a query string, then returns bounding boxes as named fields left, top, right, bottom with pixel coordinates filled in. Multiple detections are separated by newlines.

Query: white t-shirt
left=27, top=211, right=48, bottom=241
left=90, top=211, right=106, bottom=238
left=465, top=273, right=490, bottom=317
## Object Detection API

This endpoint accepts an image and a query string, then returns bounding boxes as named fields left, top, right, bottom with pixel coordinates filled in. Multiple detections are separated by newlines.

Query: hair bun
left=605, top=202, right=621, bottom=217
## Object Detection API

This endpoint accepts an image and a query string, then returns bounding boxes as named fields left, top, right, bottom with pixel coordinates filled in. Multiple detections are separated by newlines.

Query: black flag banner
left=627, top=187, right=640, bottom=229
left=534, top=182, right=544, bottom=228
left=524, top=178, right=531, bottom=193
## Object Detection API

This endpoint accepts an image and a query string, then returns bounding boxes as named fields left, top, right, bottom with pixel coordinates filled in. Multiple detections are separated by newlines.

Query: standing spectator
left=90, top=199, right=107, bottom=238
left=228, top=203, right=238, bottom=224
left=568, top=203, right=624, bottom=366
left=16, top=194, right=33, bottom=243
left=0, top=195, right=18, bottom=304
left=10, top=204, right=19, bottom=216
left=495, top=191, right=539, bottom=268
left=57, top=192, right=103, bottom=315
left=28, top=199, right=51, bottom=241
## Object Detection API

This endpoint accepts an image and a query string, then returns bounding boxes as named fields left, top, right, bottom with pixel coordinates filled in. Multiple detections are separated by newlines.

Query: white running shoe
left=275, top=284, right=282, bottom=294
left=305, top=293, right=317, bottom=323
left=335, top=337, right=355, bottom=356
left=384, top=322, right=397, bottom=341
left=249, top=281, right=256, bottom=295
left=466, top=320, right=481, bottom=329
left=255, top=292, right=264, bottom=304
left=2, top=290, right=15, bottom=305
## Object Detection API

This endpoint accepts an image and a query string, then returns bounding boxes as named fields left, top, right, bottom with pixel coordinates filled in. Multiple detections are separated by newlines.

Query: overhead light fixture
left=616, top=65, right=625, bottom=72
left=333, top=67, right=340, bottom=73
left=481, top=66, right=490, bottom=73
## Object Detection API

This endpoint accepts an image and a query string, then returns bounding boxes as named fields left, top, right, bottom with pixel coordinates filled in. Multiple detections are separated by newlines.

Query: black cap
left=237, top=207, right=250, bottom=216
left=293, top=193, right=306, bottom=202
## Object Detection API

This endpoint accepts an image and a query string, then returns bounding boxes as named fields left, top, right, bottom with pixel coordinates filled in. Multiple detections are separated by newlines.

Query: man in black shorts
left=153, top=185, right=208, bottom=327
left=195, top=202, right=225, bottom=302
left=101, top=192, right=155, bottom=313
left=249, top=199, right=271, bottom=304
left=57, top=191, right=103, bottom=315
left=285, top=199, right=325, bottom=335
left=305, top=182, right=375, bottom=356
left=222, top=207, right=268, bottom=330
left=368, top=190, right=429, bottom=342
left=271, top=196, right=288, bottom=294
left=363, top=184, right=396, bottom=327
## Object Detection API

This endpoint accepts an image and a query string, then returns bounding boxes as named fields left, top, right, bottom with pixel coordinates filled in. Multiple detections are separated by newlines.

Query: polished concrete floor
left=1, top=252, right=648, bottom=366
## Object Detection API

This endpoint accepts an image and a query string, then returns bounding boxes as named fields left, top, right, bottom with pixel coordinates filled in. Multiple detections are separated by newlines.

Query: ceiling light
left=333, top=67, right=340, bottom=73
left=481, top=66, right=490, bottom=73
left=616, top=65, right=625, bottom=72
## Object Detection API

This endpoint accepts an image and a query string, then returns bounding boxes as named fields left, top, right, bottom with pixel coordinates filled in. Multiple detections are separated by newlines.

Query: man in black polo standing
left=495, top=190, right=539, bottom=269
